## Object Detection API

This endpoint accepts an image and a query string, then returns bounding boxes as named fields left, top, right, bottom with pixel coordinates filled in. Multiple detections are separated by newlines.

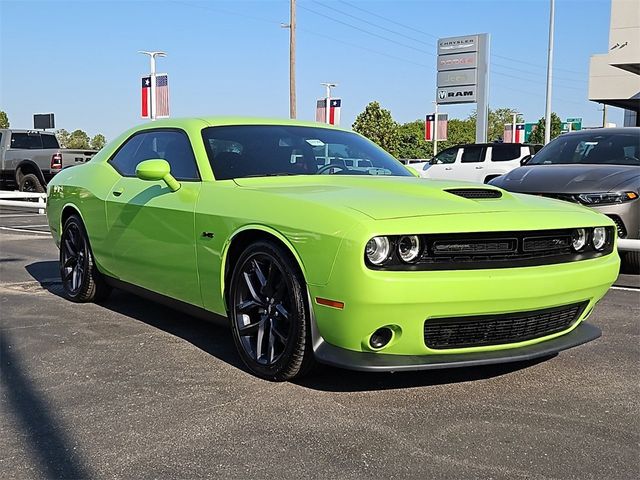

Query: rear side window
left=109, top=129, right=199, bottom=180
left=10, top=133, right=43, bottom=149
left=460, top=146, right=485, bottom=163
left=491, top=144, right=521, bottom=162
left=41, top=134, right=60, bottom=149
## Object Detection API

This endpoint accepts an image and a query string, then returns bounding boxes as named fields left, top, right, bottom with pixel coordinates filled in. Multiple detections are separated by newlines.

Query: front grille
left=424, top=301, right=588, bottom=349
left=606, top=215, right=627, bottom=238
left=446, top=188, right=502, bottom=199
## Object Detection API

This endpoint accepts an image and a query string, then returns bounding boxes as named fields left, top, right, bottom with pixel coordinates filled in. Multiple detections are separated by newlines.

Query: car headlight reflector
left=576, top=192, right=638, bottom=205
left=366, top=236, right=391, bottom=265
left=398, top=235, right=421, bottom=263
left=571, top=228, right=587, bottom=251
left=592, top=227, right=607, bottom=250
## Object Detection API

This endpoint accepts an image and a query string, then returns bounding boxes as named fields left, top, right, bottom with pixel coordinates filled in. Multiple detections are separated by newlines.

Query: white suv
left=421, top=143, right=541, bottom=183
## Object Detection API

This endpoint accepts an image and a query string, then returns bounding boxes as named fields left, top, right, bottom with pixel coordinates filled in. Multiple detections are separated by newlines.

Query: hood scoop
left=445, top=188, right=502, bottom=199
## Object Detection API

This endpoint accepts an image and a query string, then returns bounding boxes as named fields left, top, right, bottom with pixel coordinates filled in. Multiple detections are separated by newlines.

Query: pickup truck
left=0, top=129, right=96, bottom=192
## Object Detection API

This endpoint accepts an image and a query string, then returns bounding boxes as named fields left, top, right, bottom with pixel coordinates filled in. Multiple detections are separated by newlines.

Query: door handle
left=445, top=167, right=452, bottom=170
left=112, top=188, right=124, bottom=197
left=475, top=166, right=483, bottom=169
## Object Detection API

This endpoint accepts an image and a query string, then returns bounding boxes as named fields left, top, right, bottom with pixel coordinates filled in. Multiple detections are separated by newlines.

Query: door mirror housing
left=135, top=159, right=181, bottom=192
left=520, top=155, right=532, bottom=166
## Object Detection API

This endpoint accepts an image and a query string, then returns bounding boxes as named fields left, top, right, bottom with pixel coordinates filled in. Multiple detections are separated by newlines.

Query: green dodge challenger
left=46, top=118, right=619, bottom=380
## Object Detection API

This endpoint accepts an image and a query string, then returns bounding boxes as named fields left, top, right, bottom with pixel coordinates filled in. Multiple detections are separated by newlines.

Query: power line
left=338, top=0, right=587, bottom=77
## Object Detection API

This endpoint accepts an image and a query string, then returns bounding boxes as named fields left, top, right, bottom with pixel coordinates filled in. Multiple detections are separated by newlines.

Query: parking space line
left=0, top=226, right=50, bottom=235
left=610, top=286, right=639, bottom=292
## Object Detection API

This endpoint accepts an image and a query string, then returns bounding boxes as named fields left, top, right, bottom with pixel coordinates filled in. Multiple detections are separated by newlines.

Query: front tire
left=229, top=241, right=314, bottom=381
left=60, top=214, right=111, bottom=302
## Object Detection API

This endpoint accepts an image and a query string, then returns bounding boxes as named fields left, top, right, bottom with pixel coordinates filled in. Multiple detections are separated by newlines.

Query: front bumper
left=314, top=321, right=601, bottom=372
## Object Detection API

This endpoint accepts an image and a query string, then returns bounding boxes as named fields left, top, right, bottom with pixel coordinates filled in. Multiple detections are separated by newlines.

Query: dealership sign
left=436, top=34, right=489, bottom=141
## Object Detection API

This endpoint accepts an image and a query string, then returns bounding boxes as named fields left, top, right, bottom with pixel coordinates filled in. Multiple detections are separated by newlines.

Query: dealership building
left=588, top=0, right=640, bottom=126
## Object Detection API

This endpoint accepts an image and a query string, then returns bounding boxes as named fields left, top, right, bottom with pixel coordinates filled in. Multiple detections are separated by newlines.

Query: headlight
left=571, top=228, right=587, bottom=251
left=366, top=236, right=391, bottom=265
left=576, top=192, right=638, bottom=205
left=398, top=235, right=421, bottom=263
left=592, top=227, right=607, bottom=250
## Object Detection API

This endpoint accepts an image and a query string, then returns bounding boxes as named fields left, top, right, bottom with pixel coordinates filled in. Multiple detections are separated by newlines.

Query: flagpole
left=139, top=51, right=166, bottom=121
left=433, top=101, right=438, bottom=156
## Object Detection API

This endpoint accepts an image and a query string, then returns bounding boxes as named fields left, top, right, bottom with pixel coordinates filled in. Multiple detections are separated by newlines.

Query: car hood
left=232, top=175, right=580, bottom=220
left=492, top=164, right=640, bottom=193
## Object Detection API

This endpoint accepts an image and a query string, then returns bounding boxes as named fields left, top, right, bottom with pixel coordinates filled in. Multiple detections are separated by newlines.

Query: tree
left=527, top=112, right=562, bottom=144
left=66, top=129, right=91, bottom=149
left=90, top=134, right=106, bottom=150
left=437, top=118, right=476, bottom=152
left=55, top=129, right=70, bottom=148
left=0, top=111, right=9, bottom=128
left=396, top=120, right=432, bottom=159
left=352, top=101, right=400, bottom=157
left=469, top=107, right=524, bottom=142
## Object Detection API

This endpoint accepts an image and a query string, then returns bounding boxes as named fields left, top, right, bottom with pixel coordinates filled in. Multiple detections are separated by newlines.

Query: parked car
left=421, top=143, right=541, bottom=183
left=46, top=118, right=618, bottom=381
left=490, top=128, right=639, bottom=271
left=0, top=129, right=96, bottom=192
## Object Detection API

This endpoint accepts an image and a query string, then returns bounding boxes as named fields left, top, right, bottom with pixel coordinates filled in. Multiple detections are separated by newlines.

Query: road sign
left=565, top=117, right=582, bottom=131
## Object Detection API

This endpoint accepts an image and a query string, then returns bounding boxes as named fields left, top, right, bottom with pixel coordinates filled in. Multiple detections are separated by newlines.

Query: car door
left=487, top=144, right=526, bottom=181
left=422, top=147, right=461, bottom=179
left=104, top=129, right=203, bottom=306
left=455, top=145, right=487, bottom=182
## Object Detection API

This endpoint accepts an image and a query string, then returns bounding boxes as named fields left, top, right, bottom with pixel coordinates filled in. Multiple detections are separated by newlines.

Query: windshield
left=202, top=125, right=411, bottom=180
left=528, top=131, right=640, bottom=166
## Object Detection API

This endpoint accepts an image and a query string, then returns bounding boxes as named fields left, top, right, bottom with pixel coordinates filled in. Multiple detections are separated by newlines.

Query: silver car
left=490, top=128, right=640, bottom=271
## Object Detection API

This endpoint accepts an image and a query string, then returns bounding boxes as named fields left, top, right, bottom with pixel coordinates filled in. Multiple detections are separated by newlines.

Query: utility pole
left=281, top=1, right=296, bottom=119
left=602, top=104, right=607, bottom=127
left=139, top=50, right=166, bottom=121
left=511, top=111, right=522, bottom=143
left=544, top=0, right=555, bottom=144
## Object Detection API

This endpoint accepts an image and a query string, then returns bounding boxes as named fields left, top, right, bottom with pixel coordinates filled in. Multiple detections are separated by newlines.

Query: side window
left=10, top=133, right=43, bottom=149
left=434, top=148, right=458, bottom=164
left=109, top=130, right=199, bottom=180
left=109, top=134, right=146, bottom=176
left=491, top=144, right=521, bottom=162
left=146, top=130, right=199, bottom=180
left=0, top=133, right=3, bottom=147
left=41, top=134, right=60, bottom=149
left=460, top=146, right=484, bottom=163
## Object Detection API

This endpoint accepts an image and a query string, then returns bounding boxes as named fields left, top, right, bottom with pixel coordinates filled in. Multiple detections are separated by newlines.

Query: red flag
left=141, top=76, right=151, bottom=118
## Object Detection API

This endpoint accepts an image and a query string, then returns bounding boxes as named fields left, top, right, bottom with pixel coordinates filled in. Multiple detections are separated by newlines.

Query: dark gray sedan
left=491, top=128, right=640, bottom=271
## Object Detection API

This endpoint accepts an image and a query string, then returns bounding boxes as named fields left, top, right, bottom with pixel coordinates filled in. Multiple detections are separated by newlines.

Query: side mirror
left=429, top=157, right=438, bottom=165
left=136, top=159, right=181, bottom=192
left=520, top=155, right=532, bottom=166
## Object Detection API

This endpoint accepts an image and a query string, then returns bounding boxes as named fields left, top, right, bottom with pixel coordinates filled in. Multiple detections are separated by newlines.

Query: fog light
left=571, top=228, right=587, bottom=251
left=369, top=327, right=393, bottom=349
left=592, top=227, right=606, bottom=250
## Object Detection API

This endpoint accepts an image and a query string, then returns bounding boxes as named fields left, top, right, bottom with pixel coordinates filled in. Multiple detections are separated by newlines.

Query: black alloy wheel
left=230, top=241, right=314, bottom=381
left=19, top=173, right=45, bottom=194
left=60, top=215, right=111, bottom=302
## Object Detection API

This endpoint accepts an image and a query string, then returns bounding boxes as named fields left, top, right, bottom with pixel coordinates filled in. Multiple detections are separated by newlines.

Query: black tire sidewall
left=229, top=241, right=309, bottom=380
left=19, top=173, right=45, bottom=193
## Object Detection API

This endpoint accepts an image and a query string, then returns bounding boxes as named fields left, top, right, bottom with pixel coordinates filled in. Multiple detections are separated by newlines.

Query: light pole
left=432, top=101, right=439, bottom=156
left=320, top=83, right=337, bottom=124
left=139, top=50, right=166, bottom=121
left=544, top=0, right=555, bottom=144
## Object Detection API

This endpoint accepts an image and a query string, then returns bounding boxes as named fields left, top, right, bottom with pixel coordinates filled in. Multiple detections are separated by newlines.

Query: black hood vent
left=445, top=188, right=502, bottom=199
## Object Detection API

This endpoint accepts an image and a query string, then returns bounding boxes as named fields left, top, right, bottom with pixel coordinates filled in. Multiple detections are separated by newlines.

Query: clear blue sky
left=0, top=0, right=619, bottom=140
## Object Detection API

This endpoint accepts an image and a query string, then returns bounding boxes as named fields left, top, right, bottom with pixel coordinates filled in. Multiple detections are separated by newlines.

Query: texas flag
left=141, top=76, right=151, bottom=118
left=504, top=123, right=525, bottom=143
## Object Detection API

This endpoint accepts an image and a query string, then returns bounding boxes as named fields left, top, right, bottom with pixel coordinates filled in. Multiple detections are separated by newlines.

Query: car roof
left=134, top=116, right=346, bottom=131
left=560, top=127, right=640, bottom=135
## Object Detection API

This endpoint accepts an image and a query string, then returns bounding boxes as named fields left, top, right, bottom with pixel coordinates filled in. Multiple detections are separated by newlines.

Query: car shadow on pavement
left=26, top=261, right=553, bottom=392
left=1, top=332, right=93, bottom=479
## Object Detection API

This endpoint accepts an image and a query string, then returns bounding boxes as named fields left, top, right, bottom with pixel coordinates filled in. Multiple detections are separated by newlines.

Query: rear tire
left=229, top=240, right=315, bottom=381
left=18, top=173, right=45, bottom=193
left=60, top=214, right=111, bottom=303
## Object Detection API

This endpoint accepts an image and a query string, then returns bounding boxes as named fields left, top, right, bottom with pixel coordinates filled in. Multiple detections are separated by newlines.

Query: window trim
left=107, top=127, right=201, bottom=181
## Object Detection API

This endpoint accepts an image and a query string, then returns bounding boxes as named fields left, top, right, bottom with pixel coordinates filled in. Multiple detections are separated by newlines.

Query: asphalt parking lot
left=1, top=210, right=638, bottom=479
